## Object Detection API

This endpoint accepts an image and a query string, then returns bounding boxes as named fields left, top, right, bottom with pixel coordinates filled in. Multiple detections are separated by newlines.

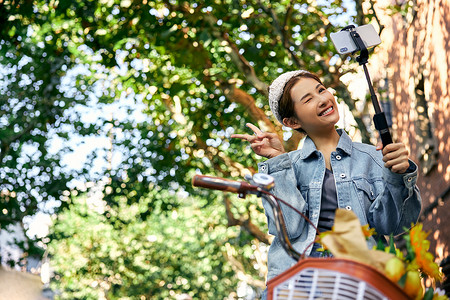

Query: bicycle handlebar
left=192, top=173, right=303, bottom=261
left=192, top=175, right=258, bottom=194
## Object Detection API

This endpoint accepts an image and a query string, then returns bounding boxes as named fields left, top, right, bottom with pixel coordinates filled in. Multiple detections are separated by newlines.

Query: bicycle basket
left=267, top=257, right=410, bottom=300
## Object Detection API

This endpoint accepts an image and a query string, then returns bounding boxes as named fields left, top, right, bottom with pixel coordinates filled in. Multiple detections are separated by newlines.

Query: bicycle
left=192, top=173, right=410, bottom=300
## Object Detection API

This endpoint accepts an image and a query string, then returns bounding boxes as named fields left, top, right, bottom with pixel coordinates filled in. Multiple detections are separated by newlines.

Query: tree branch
left=354, top=0, right=366, bottom=25
left=257, top=0, right=303, bottom=68
left=202, top=14, right=269, bottom=97
left=222, top=85, right=276, bottom=132
left=369, top=0, right=385, bottom=35
left=223, top=195, right=270, bottom=244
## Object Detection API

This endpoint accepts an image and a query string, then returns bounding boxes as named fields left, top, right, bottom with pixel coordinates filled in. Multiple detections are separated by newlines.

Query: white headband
left=268, top=70, right=310, bottom=124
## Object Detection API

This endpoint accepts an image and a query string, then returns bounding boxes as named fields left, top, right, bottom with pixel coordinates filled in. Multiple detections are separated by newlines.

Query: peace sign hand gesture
left=231, top=123, right=286, bottom=159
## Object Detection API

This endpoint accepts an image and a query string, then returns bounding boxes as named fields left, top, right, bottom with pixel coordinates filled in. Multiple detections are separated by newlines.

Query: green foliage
left=0, top=0, right=82, bottom=231
left=0, top=0, right=382, bottom=298
left=49, top=192, right=266, bottom=299
left=423, top=287, right=435, bottom=300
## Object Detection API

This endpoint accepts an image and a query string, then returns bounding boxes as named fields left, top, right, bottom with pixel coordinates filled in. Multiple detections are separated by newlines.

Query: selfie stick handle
left=362, top=64, right=393, bottom=147
left=345, top=26, right=393, bottom=147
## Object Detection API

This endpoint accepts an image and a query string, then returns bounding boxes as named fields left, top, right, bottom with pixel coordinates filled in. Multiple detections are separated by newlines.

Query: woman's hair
left=278, top=72, right=323, bottom=134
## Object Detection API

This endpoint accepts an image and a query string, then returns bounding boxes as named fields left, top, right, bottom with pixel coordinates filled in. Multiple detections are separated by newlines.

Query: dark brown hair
left=278, top=72, right=323, bottom=133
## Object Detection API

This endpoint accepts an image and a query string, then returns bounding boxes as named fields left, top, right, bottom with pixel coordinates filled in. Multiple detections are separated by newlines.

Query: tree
left=49, top=190, right=261, bottom=299
left=0, top=0, right=383, bottom=298
left=0, top=0, right=86, bottom=264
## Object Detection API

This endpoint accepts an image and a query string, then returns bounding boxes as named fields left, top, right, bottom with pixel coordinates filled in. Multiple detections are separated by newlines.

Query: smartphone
left=330, top=24, right=381, bottom=55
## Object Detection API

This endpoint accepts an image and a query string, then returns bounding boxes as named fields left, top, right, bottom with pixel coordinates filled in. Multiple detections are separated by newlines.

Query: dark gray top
left=318, top=168, right=338, bottom=233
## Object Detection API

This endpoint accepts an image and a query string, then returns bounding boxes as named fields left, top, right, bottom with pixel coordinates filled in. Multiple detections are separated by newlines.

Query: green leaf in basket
left=376, top=238, right=385, bottom=251
left=397, top=272, right=407, bottom=288
left=403, top=233, right=416, bottom=262
left=389, top=234, right=396, bottom=254
left=423, top=287, right=434, bottom=300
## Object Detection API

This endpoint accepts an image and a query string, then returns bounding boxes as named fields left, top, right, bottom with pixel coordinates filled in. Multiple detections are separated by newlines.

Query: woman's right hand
left=231, top=123, right=286, bottom=159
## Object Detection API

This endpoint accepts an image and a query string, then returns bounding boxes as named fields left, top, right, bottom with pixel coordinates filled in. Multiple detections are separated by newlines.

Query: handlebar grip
left=192, top=175, right=256, bottom=193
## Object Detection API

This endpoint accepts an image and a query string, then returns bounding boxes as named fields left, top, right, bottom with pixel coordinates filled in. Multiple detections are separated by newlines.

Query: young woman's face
left=287, top=77, right=339, bottom=134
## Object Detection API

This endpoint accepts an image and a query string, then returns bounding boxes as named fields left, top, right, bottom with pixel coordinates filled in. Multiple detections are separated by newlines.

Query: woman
left=231, top=70, right=422, bottom=288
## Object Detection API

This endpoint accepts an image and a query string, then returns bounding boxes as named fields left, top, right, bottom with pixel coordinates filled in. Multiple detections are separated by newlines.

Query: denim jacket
left=258, top=129, right=422, bottom=281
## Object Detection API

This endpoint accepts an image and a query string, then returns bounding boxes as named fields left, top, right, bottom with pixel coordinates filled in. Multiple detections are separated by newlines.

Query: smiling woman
left=231, top=69, right=422, bottom=299
left=281, top=76, right=339, bottom=139
left=276, top=71, right=330, bottom=135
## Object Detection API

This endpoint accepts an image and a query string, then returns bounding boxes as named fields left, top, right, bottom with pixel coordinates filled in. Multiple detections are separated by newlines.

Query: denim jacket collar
left=299, top=129, right=353, bottom=159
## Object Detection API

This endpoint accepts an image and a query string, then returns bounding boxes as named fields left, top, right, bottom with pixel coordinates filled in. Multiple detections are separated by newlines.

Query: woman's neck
left=309, top=128, right=340, bottom=152
left=308, top=129, right=340, bottom=170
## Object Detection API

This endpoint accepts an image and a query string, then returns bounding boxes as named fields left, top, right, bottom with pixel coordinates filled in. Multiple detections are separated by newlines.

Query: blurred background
left=0, top=0, right=449, bottom=299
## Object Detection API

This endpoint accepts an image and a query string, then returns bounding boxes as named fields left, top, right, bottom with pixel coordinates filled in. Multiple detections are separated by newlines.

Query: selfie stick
left=341, top=25, right=393, bottom=147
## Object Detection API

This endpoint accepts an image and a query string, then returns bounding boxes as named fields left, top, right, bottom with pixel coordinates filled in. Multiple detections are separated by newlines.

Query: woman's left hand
left=376, top=143, right=410, bottom=174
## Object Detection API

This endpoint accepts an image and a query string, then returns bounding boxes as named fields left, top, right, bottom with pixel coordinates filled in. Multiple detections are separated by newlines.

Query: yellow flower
left=361, top=224, right=376, bottom=239
left=409, top=224, right=442, bottom=281
left=406, top=258, right=420, bottom=272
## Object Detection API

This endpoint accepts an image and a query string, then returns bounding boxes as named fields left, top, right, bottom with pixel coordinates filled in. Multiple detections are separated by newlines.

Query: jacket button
left=345, top=206, right=352, bottom=210
left=340, top=173, right=346, bottom=178
left=336, top=155, right=342, bottom=160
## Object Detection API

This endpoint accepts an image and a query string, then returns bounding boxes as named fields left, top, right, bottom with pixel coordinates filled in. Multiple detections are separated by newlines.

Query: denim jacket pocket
left=299, top=185, right=309, bottom=202
left=273, top=186, right=310, bottom=240
left=353, top=178, right=377, bottom=202
left=352, top=178, right=380, bottom=223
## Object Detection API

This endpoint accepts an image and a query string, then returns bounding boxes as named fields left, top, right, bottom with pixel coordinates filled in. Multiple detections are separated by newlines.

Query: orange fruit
left=384, top=257, right=405, bottom=282
left=403, top=271, right=422, bottom=299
